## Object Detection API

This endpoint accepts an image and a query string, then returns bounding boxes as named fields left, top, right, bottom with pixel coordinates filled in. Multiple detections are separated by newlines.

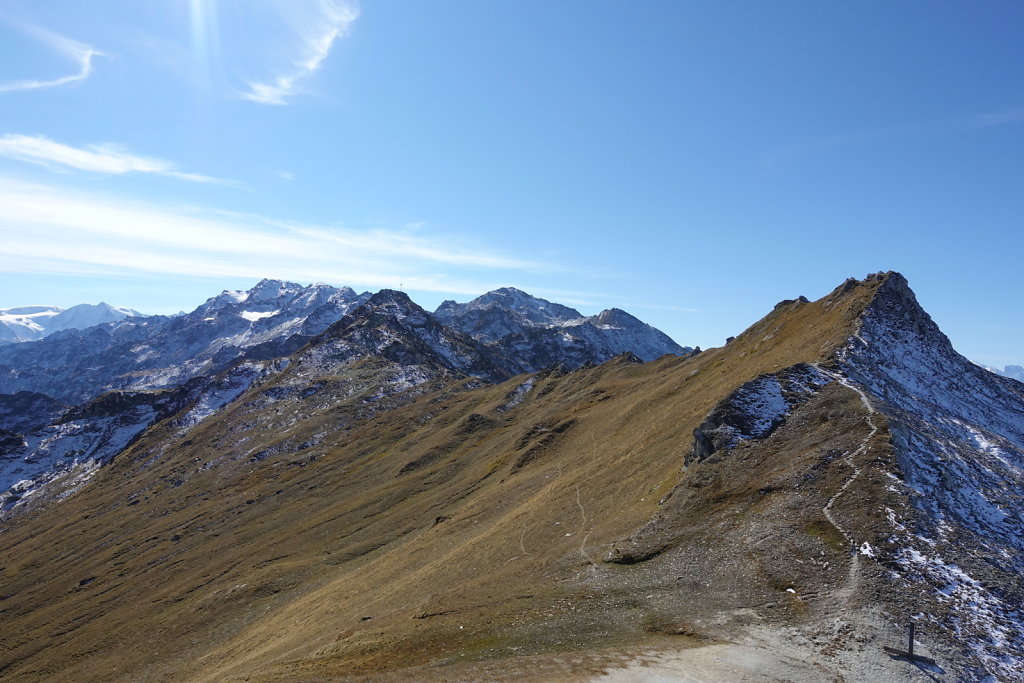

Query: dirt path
left=591, top=642, right=833, bottom=682
left=589, top=371, right=933, bottom=682
left=810, top=365, right=879, bottom=602
left=819, top=368, right=878, bottom=545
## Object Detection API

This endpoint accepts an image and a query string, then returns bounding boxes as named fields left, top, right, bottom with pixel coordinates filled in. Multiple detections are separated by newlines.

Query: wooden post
left=883, top=619, right=936, bottom=665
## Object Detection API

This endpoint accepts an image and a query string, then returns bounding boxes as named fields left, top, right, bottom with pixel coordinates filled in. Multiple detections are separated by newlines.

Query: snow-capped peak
left=0, top=305, right=63, bottom=317
left=244, top=278, right=306, bottom=304
left=432, top=286, right=689, bottom=370
left=982, top=364, right=1024, bottom=382
left=0, top=306, right=64, bottom=340
left=0, top=303, right=142, bottom=343
left=437, top=287, right=582, bottom=327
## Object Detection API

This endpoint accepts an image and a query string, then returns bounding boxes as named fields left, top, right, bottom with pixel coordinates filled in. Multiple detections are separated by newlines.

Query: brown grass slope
left=0, top=275, right=913, bottom=681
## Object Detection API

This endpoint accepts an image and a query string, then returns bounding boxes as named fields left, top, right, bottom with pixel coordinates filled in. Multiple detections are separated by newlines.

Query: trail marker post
left=883, top=621, right=937, bottom=666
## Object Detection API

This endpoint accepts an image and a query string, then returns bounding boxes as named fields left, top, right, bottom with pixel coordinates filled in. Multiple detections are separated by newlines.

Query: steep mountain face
left=0, top=391, right=65, bottom=434
left=161, top=291, right=514, bottom=481
left=0, top=273, right=1021, bottom=681
left=509, top=306, right=692, bottom=371
left=607, top=273, right=1024, bottom=679
left=0, top=358, right=288, bottom=512
left=0, top=280, right=366, bottom=509
left=436, top=287, right=691, bottom=371
left=298, top=289, right=512, bottom=386
left=835, top=273, right=1024, bottom=678
left=0, top=280, right=369, bottom=403
left=435, top=287, right=583, bottom=339
left=0, top=303, right=141, bottom=343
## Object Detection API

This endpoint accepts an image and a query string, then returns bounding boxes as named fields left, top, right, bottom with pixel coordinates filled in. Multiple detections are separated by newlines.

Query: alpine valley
left=1, top=272, right=1022, bottom=681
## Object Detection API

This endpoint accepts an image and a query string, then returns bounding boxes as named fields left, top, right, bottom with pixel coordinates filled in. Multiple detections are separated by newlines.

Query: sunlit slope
left=0, top=277, right=887, bottom=681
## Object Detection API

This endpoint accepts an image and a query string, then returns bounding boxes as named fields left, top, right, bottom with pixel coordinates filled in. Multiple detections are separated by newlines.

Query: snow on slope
left=435, top=287, right=582, bottom=339
left=293, top=289, right=509, bottom=387
left=48, top=303, right=142, bottom=334
left=0, top=359, right=284, bottom=517
left=436, top=288, right=690, bottom=372
left=837, top=273, right=1024, bottom=679
left=0, top=403, right=158, bottom=511
left=432, top=288, right=688, bottom=374
left=691, top=363, right=833, bottom=460
left=0, top=303, right=141, bottom=343
left=241, top=310, right=278, bottom=322
left=0, top=306, right=63, bottom=342
left=0, top=281, right=369, bottom=404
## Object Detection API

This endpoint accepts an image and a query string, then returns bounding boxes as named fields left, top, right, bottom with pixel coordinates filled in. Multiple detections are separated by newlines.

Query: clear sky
left=1, top=1, right=1022, bottom=366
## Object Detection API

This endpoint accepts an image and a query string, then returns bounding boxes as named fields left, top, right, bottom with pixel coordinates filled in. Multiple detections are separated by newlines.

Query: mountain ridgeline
left=0, top=272, right=1022, bottom=681
left=0, top=282, right=688, bottom=509
left=0, top=302, right=142, bottom=344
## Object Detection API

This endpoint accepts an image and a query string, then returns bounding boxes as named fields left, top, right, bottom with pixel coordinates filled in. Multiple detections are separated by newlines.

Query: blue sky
left=1, top=1, right=1022, bottom=366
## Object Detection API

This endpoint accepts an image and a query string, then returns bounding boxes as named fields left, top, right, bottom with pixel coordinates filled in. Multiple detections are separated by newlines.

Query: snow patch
left=498, top=377, right=535, bottom=412
left=240, top=310, right=278, bottom=322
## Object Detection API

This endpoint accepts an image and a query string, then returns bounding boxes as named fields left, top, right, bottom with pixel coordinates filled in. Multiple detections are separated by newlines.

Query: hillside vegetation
left=0, top=275, right=974, bottom=680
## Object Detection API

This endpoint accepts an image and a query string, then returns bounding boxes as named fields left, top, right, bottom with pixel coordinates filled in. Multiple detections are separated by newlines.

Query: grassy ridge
left=0, top=276, right=894, bottom=681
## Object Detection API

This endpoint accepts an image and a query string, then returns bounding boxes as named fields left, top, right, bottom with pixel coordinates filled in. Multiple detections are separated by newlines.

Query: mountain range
left=0, top=272, right=1022, bottom=681
left=0, top=302, right=141, bottom=344
left=986, top=364, right=1024, bottom=382
left=0, top=281, right=687, bottom=509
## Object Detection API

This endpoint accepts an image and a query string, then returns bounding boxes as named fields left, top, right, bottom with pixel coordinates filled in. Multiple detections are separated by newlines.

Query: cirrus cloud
left=0, top=134, right=235, bottom=185
left=0, top=22, right=103, bottom=94
left=240, top=1, right=359, bottom=105
left=0, top=177, right=567, bottom=296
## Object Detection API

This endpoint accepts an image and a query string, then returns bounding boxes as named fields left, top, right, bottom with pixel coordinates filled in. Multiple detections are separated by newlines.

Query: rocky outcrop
left=0, top=391, right=66, bottom=433
left=690, top=363, right=832, bottom=463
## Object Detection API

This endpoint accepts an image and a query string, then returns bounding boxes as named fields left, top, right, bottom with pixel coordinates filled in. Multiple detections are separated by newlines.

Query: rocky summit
left=0, top=272, right=1022, bottom=681
left=435, top=287, right=691, bottom=372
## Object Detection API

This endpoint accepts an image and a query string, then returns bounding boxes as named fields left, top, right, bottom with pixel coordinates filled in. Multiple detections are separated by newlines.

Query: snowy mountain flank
left=836, top=273, right=1024, bottom=679
left=0, top=302, right=142, bottom=343
left=0, top=280, right=685, bottom=516
left=0, top=280, right=371, bottom=403
left=0, top=272, right=1022, bottom=681
left=435, top=287, right=691, bottom=372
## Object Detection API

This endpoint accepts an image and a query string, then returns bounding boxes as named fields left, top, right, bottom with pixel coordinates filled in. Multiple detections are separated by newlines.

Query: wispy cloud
left=762, top=122, right=936, bottom=173
left=0, top=177, right=564, bottom=295
left=765, top=105, right=1024, bottom=172
left=974, top=106, right=1024, bottom=127
left=0, top=23, right=103, bottom=94
left=0, top=134, right=236, bottom=185
left=241, top=1, right=359, bottom=105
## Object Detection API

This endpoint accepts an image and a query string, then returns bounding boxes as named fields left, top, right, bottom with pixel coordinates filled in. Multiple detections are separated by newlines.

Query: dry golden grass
left=0, top=276, right=895, bottom=681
